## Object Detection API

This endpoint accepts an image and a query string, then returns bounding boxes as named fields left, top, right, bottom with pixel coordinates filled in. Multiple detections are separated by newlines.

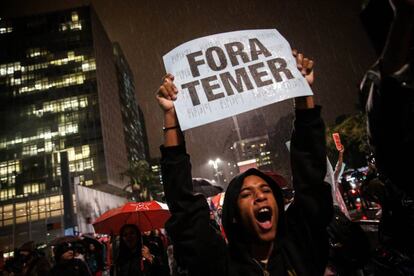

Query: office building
left=0, top=6, right=147, bottom=253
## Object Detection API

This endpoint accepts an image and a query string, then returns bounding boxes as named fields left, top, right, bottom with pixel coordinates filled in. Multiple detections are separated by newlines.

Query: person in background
left=50, top=242, right=91, bottom=276
left=142, top=230, right=170, bottom=276
left=114, top=224, right=144, bottom=276
left=74, top=243, right=86, bottom=262
left=14, top=241, right=51, bottom=276
left=85, top=243, right=103, bottom=276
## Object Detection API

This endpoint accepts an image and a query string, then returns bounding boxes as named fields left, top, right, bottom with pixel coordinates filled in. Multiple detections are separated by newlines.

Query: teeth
left=259, top=207, right=269, bottom=213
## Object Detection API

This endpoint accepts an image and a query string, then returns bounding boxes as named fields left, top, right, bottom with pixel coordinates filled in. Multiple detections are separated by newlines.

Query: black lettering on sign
left=224, top=42, right=250, bottom=66
left=267, top=58, right=294, bottom=82
left=201, top=76, right=225, bottom=102
left=248, top=62, right=273, bottom=87
left=180, top=38, right=296, bottom=108
left=186, top=51, right=205, bottom=77
left=249, top=38, right=272, bottom=61
left=220, top=68, right=254, bottom=96
left=206, top=46, right=228, bottom=71
left=181, top=80, right=201, bottom=106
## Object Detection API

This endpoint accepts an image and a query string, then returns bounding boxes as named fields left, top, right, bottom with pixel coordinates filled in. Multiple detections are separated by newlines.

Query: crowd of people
left=0, top=229, right=172, bottom=276
left=0, top=0, right=412, bottom=275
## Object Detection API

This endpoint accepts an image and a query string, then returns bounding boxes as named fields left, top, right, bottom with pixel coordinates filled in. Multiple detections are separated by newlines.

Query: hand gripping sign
left=163, top=29, right=313, bottom=130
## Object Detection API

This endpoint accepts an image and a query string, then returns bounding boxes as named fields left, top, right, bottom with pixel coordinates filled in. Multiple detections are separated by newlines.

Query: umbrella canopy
left=81, top=234, right=103, bottom=250
left=192, top=178, right=223, bottom=197
left=92, top=201, right=170, bottom=235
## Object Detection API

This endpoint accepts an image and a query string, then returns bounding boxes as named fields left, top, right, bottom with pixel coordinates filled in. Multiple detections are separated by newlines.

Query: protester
left=50, top=242, right=91, bottom=276
left=11, top=241, right=51, bottom=276
left=361, top=0, right=414, bottom=274
left=142, top=230, right=170, bottom=276
left=85, top=243, right=103, bottom=276
left=157, top=50, right=333, bottom=275
left=114, top=224, right=144, bottom=276
left=74, top=243, right=86, bottom=262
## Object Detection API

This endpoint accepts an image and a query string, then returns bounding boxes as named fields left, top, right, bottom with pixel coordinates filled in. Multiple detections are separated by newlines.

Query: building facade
left=113, top=43, right=149, bottom=163
left=0, top=7, right=147, bottom=253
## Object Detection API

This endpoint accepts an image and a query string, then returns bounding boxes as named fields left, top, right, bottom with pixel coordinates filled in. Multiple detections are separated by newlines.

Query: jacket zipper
left=253, top=259, right=270, bottom=276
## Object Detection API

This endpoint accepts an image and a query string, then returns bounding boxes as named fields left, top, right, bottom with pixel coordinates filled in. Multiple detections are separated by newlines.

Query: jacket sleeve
left=290, top=106, right=333, bottom=229
left=160, top=144, right=227, bottom=276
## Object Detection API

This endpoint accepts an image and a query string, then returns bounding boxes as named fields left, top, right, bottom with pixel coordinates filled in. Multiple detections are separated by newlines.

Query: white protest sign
left=163, top=29, right=313, bottom=130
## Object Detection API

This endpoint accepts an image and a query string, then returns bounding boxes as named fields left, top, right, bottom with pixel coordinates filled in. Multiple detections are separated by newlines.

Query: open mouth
left=255, top=207, right=273, bottom=230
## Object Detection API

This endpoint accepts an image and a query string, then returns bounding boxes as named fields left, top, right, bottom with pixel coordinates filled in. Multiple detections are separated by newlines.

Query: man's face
left=237, top=175, right=278, bottom=243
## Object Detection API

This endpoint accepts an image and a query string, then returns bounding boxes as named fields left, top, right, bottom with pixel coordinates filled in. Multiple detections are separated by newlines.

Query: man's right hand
left=157, top=74, right=183, bottom=146
left=156, top=73, right=178, bottom=113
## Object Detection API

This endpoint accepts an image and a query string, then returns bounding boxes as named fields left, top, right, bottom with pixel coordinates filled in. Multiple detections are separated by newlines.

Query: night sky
left=1, top=0, right=377, bottom=181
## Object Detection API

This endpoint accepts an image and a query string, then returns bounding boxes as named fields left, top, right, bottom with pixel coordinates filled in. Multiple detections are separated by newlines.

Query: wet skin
left=237, top=175, right=278, bottom=243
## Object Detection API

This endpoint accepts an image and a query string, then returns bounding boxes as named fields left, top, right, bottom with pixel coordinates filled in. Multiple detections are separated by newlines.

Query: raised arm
left=157, top=75, right=227, bottom=275
left=289, top=51, right=333, bottom=227
left=156, top=73, right=183, bottom=147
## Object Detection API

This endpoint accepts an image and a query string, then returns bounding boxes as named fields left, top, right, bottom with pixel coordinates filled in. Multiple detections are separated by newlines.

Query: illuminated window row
left=0, top=176, right=15, bottom=186
left=28, top=95, right=88, bottom=117
left=59, top=12, right=82, bottom=32
left=58, top=122, right=79, bottom=136
left=0, top=27, right=12, bottom=34
left=49, top=52, right=85, bottom=66
left=0, top=124, right=79, bottom=150
left=0, top=189, right=15, bottom=201
left=26, top=48, right=48, bottom=58
left=23, top=183, right=46, bottom=195
left=1, top=195, right=63, bottom=226
left=19, top=73, right=87, bottom=94
left=1, top=53, right=91, bottom=78
left=0, top=160, right=20, bottom=177
left=0, top=62, right=21, bottom=76
left=69, top=157, right=94, bottom=172
left=66, top=145, right=90, bottom=161
left=81, top=59, right=96, bottom=72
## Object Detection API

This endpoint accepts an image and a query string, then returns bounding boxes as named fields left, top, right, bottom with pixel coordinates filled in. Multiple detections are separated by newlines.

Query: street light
left=209, top=158, right=222, bottom=185
left=208, top=158, right=221, bottom=170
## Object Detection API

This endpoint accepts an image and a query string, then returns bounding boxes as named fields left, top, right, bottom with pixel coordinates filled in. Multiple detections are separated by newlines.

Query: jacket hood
left=222, top=168, right=286, bottom=251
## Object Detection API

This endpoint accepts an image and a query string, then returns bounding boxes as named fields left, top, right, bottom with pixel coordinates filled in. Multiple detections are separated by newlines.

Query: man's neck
left=251, top=241, right=274, bottom=261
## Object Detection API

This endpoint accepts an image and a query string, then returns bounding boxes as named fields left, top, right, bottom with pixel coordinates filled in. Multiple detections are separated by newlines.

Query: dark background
left=1, top=0, right=377, bottom=181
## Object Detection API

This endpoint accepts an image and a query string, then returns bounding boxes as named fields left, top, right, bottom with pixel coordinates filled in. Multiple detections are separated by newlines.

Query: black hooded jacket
left=161, top=107, right=333, bottom=276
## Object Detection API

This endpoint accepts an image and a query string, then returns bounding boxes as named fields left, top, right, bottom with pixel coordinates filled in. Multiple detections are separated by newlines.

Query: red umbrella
left=92, top=201, right=170, bottom=235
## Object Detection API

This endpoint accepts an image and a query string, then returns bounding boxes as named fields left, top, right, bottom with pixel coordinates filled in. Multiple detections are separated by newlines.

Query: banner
left=163, top=29, right=313, bottom=130
left=75, top=182, right=127, bottom=234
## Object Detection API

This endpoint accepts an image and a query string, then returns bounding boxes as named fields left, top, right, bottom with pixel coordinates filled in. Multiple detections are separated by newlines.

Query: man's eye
left=263, top=187, right=272, bottom=193
left=240, top=192, right=251, bottom=198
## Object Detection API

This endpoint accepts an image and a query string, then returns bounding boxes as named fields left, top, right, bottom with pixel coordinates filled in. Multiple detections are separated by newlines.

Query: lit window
left=71, top=12, right=79, bottom=22
left=0, top=65, right=6, bottom=76
left=0, top=26, right=12, bottom=34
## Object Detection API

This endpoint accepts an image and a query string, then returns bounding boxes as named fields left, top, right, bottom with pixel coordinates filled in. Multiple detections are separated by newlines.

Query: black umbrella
left=49, top=235, right=80, bottom=246
left=192, top=178, right=223, bottom=197
left=81, top=234, right=103, bottom=251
